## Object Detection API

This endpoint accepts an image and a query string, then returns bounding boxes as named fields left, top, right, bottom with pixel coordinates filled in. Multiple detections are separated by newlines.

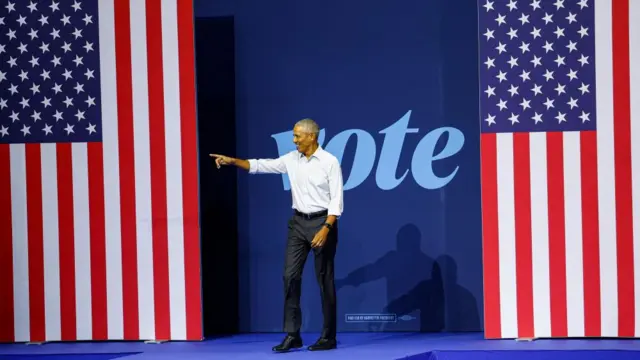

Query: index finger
left=209, top=154, right=221, bottom=158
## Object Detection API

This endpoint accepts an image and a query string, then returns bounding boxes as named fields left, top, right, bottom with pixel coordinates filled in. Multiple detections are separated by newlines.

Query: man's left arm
left=325, top=159, right=344, bottom=226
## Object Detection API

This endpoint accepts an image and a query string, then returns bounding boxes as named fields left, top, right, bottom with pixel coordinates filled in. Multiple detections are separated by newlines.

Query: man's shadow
left=336, top=224, right=480, bottom=332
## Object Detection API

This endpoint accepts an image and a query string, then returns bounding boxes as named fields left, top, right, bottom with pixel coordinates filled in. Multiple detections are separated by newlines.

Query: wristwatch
left=323, top=223, right=333, bottom=230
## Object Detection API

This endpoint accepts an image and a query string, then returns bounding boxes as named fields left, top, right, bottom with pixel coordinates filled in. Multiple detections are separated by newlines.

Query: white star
left=39, top=41, right=50, bottom=53
left=84, top=69, right=95, bottom=80
left=64, top=123, right=75, bottom=135
left=63, top=96, right=74, bottom=107
left=71, top=0, right=82, bottom=11
left=50, top=28, right=60, bottom=39
left=578, top=0, right=589, bottom=9
left=566, top=12, right=577, bottom=24
left=507, top=0, right=518, bottom=11
left=42, top=123, right=53, bottom=135
left=30, top=110, right=41, bottom=122
left=531, top=84, right=543, bottom=96
left=554, top=54, right=566, bottom=67
left=20, top=97, right=30, bottom=108
left=485, top=85, right=496, bottom=97
left=508, top=56, right=519, bottom=68
left=8, top=84, right=18, bottom=95
left=72, top=27, right=82, bottom=39
left=578, top=54, right=589, bottom=66
left=51, top=55, right=62, bottom=67
left=62, top=69, right=73, bottom=80
left=30, top=83, right=40, bottom=94
left=579, top=82, right=590, bottom=94
left=555, top=83, right=566, bottom=95
left=532, top=112, right=543, bottom=124
left=519, top=41, right=530, bottom=53
left=50, top=0, right=60, bottom=12
left=530, top=55, right=542, bottom=67
left=74, top=82, right=84, bottom=93
left=40, top=69, right=50, bottom=81
left=28, top=28, right=38, bottom=40
left=519, top=70, right=531, bottom=82
left=519, top=13, right=530, bottom=25
left=18, top=70, right=28, bottom=82
left=555, top=112, right=567, bottom=123
left=29, top=56, right=39, bottom=67
left=82, top=14, right=93, bottom=25
left=52, top=83, right=63, bottom=94
left=85, top=96, right=96, bottom=107
left=495, top=14, right=506, bottom=26
left=485, top=57, right=495, bottom=69
left=519, top=98, right=531, bottom=111
left=497, top=99, right=508, bottom=111
left=0, top=125, right=8, bottom=137
left=543, top=12, right=554, bottom=24
left=61, top=14, right=71, bottom=26
left=496, top=42, right=507, bottom=54
left=16, top=15, right=27, bottom=27
left=72, top=55, right=83, bottom=67
left=38, top=14, right=48, bottom=26
left=496, top=71, right=507, bottom=82
left=83, top=41, right=94, bottom=52
left=17, top=42, right=27, bottom=53
left=578, top=26, right=589, bottom=38
left=567, top=97, right=579, bottom=109
left=580, top=111, right=590, bottom=123
left=21, top=124, right=31, bottom=136
left=86, top=123, right=97, bottom=134
left=483, top=0, right=494, bottom=11
left=530, top=27, right=542, bottom=39
left=61, top=41, right=72, bottom=52
left=41, top=97, right=52, bottom=108
left=566, top=69, right=578, bottom=81
left=543, top=41, right=554, bottom=53
left=566, top=40, right=578, bottom=52
left=7, top=57, right=17, bottom=67
left=5, top=2, right=15, bottom=13
left=6, top=29, right=17, bottom=40
left=508, top=113, right=520, bottom=125
left=530, top=0, right=541, bottom=11
left=485, top=114, right=496, bottom=126
left=554, top=26, right=565, bottom=38
left=507, top=27, right=518, bottom=39
left=544, top=97, right=555, bottom=109
left=9, top=111, right=19, bottom=122
left=484, top=28, right=494, bottom=40
left=75, top=109, right=85, bottom=121
left=53, top=110, right=63, bottom=121
left=554, top=0, right=564, bottom=10
left=0, top=98, right=7, bottom=109
left=508, top=84, right=519, bottom=97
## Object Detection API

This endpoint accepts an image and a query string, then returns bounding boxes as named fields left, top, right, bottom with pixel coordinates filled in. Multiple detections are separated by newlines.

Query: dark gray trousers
left=283, top=212, right=338, bottom=339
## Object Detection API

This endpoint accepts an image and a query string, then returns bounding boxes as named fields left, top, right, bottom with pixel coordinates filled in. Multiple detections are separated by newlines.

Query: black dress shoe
left=272, top=335, right=303, bottom=352
left=307, top=337, right=337, bottom=351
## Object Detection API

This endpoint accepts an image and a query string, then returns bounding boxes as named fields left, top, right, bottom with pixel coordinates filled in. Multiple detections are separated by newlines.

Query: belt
left=294, top=209, right=328, bottom=220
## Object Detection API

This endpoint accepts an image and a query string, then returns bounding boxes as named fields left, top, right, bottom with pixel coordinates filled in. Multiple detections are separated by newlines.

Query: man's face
left=293, top=125, right=314, bottom=153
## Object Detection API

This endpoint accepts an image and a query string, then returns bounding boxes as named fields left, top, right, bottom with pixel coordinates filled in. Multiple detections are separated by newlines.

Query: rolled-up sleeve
left=248, top=155, right=288, bottom=174
left=327, top=159, right=344, bottom=217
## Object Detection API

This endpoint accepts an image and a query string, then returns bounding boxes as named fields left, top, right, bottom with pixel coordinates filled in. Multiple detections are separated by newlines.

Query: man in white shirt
left=210, top=118, right=344, bottom=352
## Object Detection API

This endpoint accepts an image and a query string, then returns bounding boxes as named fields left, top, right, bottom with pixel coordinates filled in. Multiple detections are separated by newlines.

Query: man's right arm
left=210, top=153, right=288, bottom=174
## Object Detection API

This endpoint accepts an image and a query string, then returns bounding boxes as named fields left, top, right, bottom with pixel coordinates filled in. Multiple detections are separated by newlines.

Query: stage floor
left=1, top=332, right=640, bottom=360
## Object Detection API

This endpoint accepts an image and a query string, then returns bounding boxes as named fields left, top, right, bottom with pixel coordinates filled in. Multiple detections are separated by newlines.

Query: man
left=210, top=118, right=344, bottom=352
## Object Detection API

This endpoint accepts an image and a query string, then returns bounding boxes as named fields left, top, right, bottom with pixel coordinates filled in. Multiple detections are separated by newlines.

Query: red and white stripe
left=481, top=0, right=640, bottom=339
left=0, top=0, right=202, bottom=342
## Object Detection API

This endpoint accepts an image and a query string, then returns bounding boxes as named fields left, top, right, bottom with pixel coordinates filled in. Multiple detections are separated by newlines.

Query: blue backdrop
left=202, top=0, right=483, bottom=333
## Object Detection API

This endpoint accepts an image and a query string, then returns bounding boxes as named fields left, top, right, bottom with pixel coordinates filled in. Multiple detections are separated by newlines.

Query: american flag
left=479, top=0, right=640, bottom=339
left=0, top=0, right=202, bottom=342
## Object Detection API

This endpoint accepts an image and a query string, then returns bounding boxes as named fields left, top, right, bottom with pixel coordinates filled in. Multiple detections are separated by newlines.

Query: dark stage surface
left=1, top=332, right=640, bottom=360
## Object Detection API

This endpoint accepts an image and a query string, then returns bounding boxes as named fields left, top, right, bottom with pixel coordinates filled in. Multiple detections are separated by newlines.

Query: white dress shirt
left=248, top=146, right=344, bottom=217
